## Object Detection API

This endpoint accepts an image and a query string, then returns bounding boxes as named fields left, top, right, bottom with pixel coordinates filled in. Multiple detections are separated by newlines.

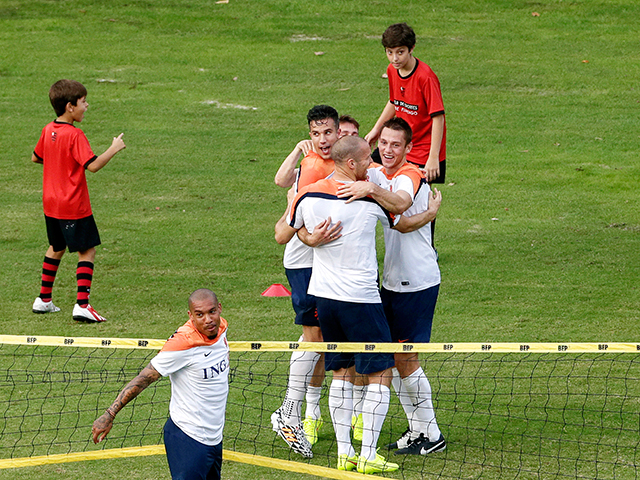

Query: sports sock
left=328, top=379, right=355, bottom=457
left=360, top=383, right=390, bottom=461
left=281, top=336, right=320, bottom=425
left=402, top=368, right=441, bottom=441
left=39, top=257, right=61, bottom=302
left=305, top=385, right=322, bottom=420
left=76, top=261, right=94, bottom=307
left=392, top=367, right=416, bottom=433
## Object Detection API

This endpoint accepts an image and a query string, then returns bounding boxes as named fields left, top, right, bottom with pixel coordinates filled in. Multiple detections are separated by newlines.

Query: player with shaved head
left=92, top=289, right=230, bottom=480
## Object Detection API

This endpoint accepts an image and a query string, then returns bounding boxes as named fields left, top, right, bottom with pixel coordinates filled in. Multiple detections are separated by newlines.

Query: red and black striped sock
left=39, top=257, right=61, bottom=302
left=76, top=261, right=94, bottom=307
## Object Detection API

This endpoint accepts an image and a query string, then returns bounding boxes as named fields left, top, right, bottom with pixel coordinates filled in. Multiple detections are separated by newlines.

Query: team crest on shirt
left=400, top=87, right=405, bottom=96
left=51, top=132, right=57, bottom=142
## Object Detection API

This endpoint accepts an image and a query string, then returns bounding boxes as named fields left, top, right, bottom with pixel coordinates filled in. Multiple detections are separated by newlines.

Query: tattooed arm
left=92, top=363, right=162, bottom=443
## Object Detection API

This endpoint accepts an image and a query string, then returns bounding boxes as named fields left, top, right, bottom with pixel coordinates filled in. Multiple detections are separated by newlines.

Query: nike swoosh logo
left=204, top=352, right=212, bottom=357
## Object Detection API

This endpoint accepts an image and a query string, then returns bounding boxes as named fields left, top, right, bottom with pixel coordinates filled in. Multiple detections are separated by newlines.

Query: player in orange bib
left=271, top=105, right=343, bottom=457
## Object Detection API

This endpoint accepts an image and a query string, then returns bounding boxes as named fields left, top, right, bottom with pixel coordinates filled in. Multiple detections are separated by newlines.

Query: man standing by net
left=92, top=289, right=229, bottom=480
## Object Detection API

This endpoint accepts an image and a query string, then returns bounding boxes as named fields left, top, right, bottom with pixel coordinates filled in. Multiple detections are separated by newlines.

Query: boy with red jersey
left=365, top=23, right=446, bottom=184
left=31, top=79, right=126, bottom=322
left=365, top=23, right=447, bottom=249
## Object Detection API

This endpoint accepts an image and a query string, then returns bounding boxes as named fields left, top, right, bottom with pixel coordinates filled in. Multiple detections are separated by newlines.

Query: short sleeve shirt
left=387, top=58, right=447, bottom=166
left=151, top=318, right=230, bottom=446
left=34, top=121, right=97, bottom=219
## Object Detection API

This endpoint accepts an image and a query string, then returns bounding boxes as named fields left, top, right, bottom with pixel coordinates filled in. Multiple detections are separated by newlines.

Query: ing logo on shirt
left=51, top=132, right=57, bottom=142
left=202, top=357, right=229, bottom=380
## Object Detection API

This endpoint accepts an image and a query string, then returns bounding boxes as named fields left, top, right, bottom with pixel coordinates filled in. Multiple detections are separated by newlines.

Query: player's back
left=292, top=179, right=395, bottom=303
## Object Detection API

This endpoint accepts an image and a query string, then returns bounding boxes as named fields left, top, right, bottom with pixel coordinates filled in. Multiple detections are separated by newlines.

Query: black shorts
left=372, top=148, right=446, bottom=184
left=45, top=215, right=101, bottom=253
left=407, top=159, right=446, bottom=184
left=164, top=417, right=222, bottom=480
left=381, top=284, right=439, bottom=343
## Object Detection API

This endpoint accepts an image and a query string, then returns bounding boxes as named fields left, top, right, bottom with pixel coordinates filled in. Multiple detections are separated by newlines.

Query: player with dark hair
left=370, top=118, right=446, bottom=456
left=31, top=79, right=126, bottom=322
left=92, top=289, right=230, bottom=480
left=271, top=105, right=342, bottom=457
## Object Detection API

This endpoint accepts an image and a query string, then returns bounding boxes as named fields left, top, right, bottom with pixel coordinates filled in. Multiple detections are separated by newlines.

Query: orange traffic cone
left=261, top=284, right=291, bottom=297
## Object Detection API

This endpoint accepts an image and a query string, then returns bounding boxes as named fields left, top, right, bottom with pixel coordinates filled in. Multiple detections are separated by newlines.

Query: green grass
left=1, top=0, right=639, bottom=478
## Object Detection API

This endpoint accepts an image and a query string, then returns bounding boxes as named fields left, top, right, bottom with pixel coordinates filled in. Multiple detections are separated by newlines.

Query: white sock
left=402, top=368, right=441, bottom=441
left=281, top=336, right=320, bottom=424
left=360, top=383, right=390, bottom=461
left=352, top=383, right=366, bottom=421
left=392, top=367, right=416, bottom=433
left=329, top=379, right=355, bottom=457
left=305, top=386, right=322, bottom=419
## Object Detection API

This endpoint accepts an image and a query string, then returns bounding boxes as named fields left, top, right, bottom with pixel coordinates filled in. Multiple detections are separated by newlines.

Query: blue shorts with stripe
left=285, top=268, right=319, bottom=327
left=381, top=284, right=440, bottom=343
left=316, top=297, right=394, bottom=375
left=163, top=416, right=222, bottom=480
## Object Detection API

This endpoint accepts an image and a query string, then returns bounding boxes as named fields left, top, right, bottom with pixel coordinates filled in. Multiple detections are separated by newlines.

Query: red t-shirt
left=387, top=58, right=447, bottom=166
left=34, top=121, right=97, bottom=219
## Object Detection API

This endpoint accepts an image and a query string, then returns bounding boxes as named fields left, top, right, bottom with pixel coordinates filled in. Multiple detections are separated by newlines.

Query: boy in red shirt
left=365, top=23, right=447, bottom=248
left=366, top=23, right=446, bottom=183
left=31, top=79, right=126, bottom=322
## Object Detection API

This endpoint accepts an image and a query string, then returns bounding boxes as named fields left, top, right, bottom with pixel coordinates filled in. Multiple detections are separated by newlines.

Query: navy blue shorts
left=316, top=297, right=394, bottom=375
left=45, top=215, right=101, bottom=253
left=285, top=268, right=319, bottom=327
left=163, top=417, right=222, bottom=480
left=381, top=284, right=440, bottom=343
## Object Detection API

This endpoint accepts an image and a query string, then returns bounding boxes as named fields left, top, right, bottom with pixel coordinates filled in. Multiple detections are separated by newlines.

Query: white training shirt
left=376, top=167, right=441, bottom=292
left=288, top=178, right=398, bottom=303
left=151, top=318, right=230, bottom=446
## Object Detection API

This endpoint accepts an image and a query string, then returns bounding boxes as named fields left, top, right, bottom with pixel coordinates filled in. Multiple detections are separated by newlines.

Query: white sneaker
left=32, top=297, right=61, bottom=314
left=270, top=408, right=313, bottom=458
left=73, top=304, right=106, bottom=323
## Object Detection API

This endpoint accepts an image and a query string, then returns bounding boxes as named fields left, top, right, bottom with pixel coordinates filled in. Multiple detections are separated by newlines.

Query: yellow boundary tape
left=1, top=334, right=639, bottom=353
left=224, top=450, right=376, bottom=479
left=0, top=446, right=373, bottom=478
left=0, top=445, right=165, bottom=469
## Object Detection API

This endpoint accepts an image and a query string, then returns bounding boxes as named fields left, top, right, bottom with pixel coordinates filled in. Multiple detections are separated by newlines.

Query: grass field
left=1, top=0, right=639, bottom=478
